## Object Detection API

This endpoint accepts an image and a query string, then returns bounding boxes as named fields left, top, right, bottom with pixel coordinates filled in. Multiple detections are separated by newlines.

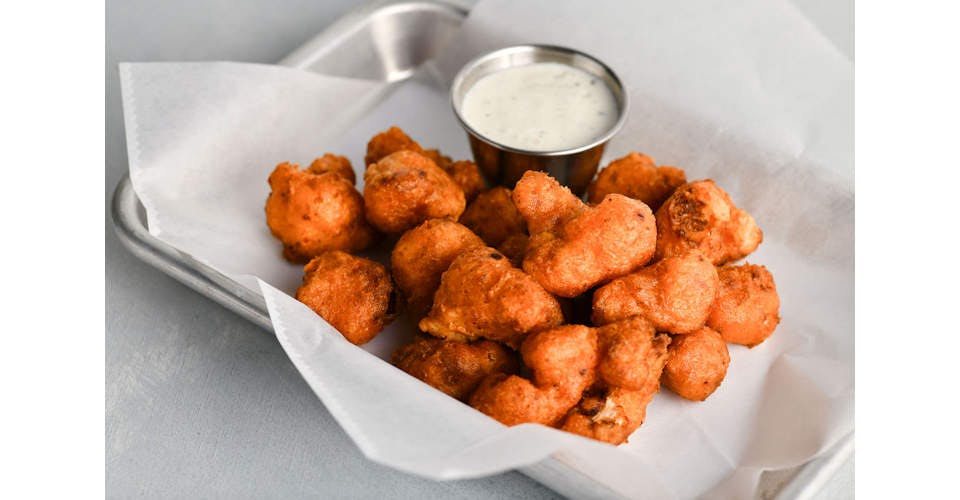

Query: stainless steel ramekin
left=451, top=45, right=628, bottom=196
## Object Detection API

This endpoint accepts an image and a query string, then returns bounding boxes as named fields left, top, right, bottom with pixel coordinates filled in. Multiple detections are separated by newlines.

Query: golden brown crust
left=512, top=170, right=585, bottom=235
left=707, top=263, right=780, bottom=347
left=655, top=180, right=763, bottom=265
left=523, top=194, right=657, bottom=297
left=365, top=127, right=484, bottom=201
left=586, top=152, right=686, bottom=211
left=592, top=254, right=719, bottom=334
left=390, top=219, right=484, bottom=320
left=444, top=160, right=485, bottom=203
left=295, top=251, right=397, bottom=345
left=559, top=325, right=670, bottom=445
left=469, top=325, right=599, bottom=426
left=265, top=162, right=377, bottom=263
left=513, top=171, right=657, bottom=298
left=460, top=187, right=528, bottom=247
left=595, top=317, right=668, bottom=391
left=307, top=153, right=356, bottom=185
left=559, top=386, right=657, bottom=445
left=392, top=335, right=519, bottom=401
left=363, top=151, right=466, bottom=234
left=418, top=246, right=564, bottom=347
left=365, top=126, right=425, bottom=166
left=661, top=327, right=730, bottom=401
left=497, top=233, right=530, bottom=267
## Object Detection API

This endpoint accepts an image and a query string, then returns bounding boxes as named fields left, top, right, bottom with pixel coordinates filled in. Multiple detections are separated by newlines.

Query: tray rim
left=110, top=0, right=853, bottom=497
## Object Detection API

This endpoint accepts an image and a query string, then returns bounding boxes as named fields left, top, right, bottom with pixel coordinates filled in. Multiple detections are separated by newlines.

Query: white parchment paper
left=119, top=1, right=853, bottom=498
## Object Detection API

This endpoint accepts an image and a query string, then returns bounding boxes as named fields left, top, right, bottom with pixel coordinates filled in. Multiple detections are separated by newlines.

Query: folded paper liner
left=119, top=0, right=853, bottom=498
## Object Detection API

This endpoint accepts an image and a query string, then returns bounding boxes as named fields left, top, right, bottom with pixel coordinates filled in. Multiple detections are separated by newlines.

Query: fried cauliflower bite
left=390, top=219, right=484, bottom=320
left=595, top=317, right=670, bottom=391
left=363, top=150, right=466, bottom=234
left=661, top=327, right=730, bottom=401
left=444, top=160, right=485, bottom=203
left=592, top=254, right=720, bottom=334
left=364, top=127, right=484, bottom=201
left=559, top=386, right=659, bottom=445
left=511, top=170, right=585, bottom=235
left=418, top=246, right=564, bottom=347
left=655, top=180, right=763, bottom=265
left=470, top=325, right=599, bottom=426
left=497, top=233, right=530, bottom=266
left=307, top=153, right=356, bottom=185
left=295, top=251, right=398, bottom=345
left=586, top=152, right=686, bottom=211
left=265, top=162, right=377, bottom=263
left=392, top=335, right=519, bottom=401
left=365, top=126, right=425, bottom=166
left=559, top=324, right=670, bottom=445
left=707, top=263, right=781, bottom=347
left=460, top=187, right=528, bottom=248
left=512, top=171, right=657, bottom=297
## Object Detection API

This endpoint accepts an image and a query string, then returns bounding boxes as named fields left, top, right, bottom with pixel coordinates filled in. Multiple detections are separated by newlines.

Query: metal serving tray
left=111, top=0, right=852, bottom=497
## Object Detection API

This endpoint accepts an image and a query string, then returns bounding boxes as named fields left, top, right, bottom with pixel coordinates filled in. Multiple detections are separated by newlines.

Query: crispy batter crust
left=391, top=219, right=484, bottom=320
left=592, top=254, right=719, bottom=334
left=707, top=263, right=780, bottom=347
left=460, top=187, right=528, bottom=248
left=295, top=251, right=398, bottom=345
left=418, top=246, right=563, bottom=347
left=470, top=325, right=599, bottom=426
left=513, top=171, right=657, bottom=297
left=363, top=150, right=466, bottom=234
left=365, top=126, right=484, bottom=201
left=265, top=162, right=376, bottom=263
left=392, top=335, right=519, bottom=401
left=512, top=170, right=585, bottom=235
left=559, top=322, right=670, bottom=444
left=586, top=152, right=686, bottom=211
left=307, top=153, right=356, bottom=185
left=661, top=327, right=730, bottom=401
left=655, top=180, right=762, bottom=264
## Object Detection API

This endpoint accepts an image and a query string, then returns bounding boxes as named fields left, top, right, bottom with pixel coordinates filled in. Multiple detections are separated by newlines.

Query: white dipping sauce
left=461, top=62, right=618, bottom=152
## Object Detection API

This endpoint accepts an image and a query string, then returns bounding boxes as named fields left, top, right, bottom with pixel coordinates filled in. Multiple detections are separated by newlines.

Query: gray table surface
left=105, top=0, right=852, bottom=498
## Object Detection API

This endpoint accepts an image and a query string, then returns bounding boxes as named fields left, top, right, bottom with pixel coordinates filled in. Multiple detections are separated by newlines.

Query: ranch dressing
left=461, top=62, right=618, bottom=152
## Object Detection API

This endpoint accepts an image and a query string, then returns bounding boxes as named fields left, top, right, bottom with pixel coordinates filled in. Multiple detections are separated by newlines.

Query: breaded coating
left=265, top=162, right=377, bottom=263
left=525, top=194, right=657, bottom=297
left=470, top=325, right=599, bottom=426
left=707, top=263, right=781, bottom=347
left=513, top=171, right=657, bottom=297
left=419, top=246, right=564, bottom=347
left=592, top=254, right=719, bottom=334
left=444, top=160, right=485, bottom=203
left=559, top=326, right=670, bottom=444
left=586, top=152, right=686, bottom=211
left=365, top=127, right=484, bottom=201
left=512, top=170, right=585, bottom=235
left=307, top=153, right=356, bottom=185
left=655, top=180, right=763, bottom=265
left=295, top=251, right=398, bottom=345
left=460, top=187, right=528, bottom=247
left=392, top=335, right=519, bottom=401
left=595, top=317, right=669, bottom=391
left=498, top=233, right=529, bottom=267
left=661, top=327, right=730, bottom=401
left=391, top=219, right=484, bottom=320
left=365, top=126, right=425, bottom=166
left=559, top=386, right=658, bottom=445
left=422, top=149, right=484, bottom=203
left=363, top=150, right=466, bottom=234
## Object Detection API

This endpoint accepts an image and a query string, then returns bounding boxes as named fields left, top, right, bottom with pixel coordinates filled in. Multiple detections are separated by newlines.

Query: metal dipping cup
left=451, top=45, right=629, bottom=196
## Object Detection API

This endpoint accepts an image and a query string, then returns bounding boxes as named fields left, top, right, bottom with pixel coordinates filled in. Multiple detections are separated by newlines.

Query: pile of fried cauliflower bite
left=265, top=127, right=780, bottom=445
